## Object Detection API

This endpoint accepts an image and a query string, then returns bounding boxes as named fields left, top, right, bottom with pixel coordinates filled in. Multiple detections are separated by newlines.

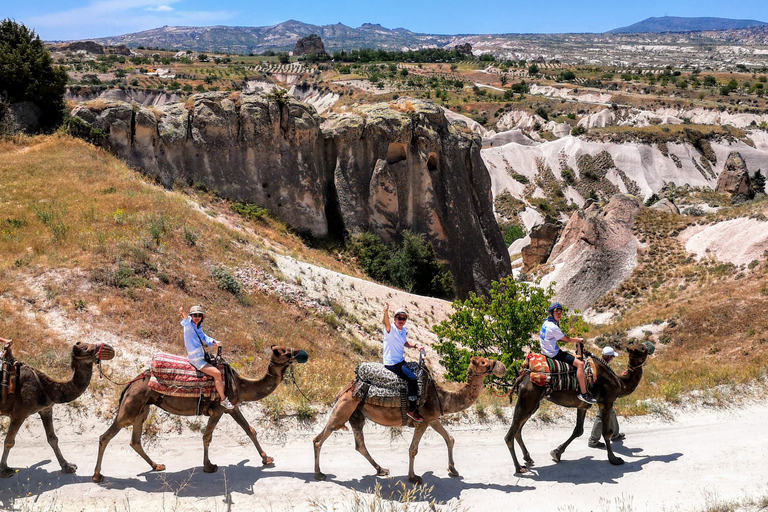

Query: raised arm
left=382, top=303, right=391, bottom=333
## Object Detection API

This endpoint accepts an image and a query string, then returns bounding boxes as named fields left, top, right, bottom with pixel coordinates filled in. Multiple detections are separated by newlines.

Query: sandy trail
left=2, top=400, right=767, bottom=511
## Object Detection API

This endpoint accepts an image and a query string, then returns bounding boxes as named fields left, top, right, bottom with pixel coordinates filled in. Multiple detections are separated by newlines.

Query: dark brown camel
left=1, top=341, right=116, bottom=478
left=92, top=345, right=307, bottom=483
left=504, top=343, right=650, bottom=473
left=313, top=356, right=506, bottom=484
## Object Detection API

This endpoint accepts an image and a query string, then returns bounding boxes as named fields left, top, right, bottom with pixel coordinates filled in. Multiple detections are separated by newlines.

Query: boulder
left=716, top=151, right=751, bottom=196
left=293, top=34, right=327, bottom=56
left=649, top=198, right=679, bottom=214
left=454, top=43, right=473, bottom=56
left=71, top=94, right=511, bottom=298
left=521, top=218, right=564, bottom=271
left=540, top=194, right=642, bottom=311
left=2, top=102, right=42, bottom=133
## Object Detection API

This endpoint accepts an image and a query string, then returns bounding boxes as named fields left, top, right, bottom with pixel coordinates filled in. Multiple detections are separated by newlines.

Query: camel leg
left=505, top=386, right=542, bottom=473
left=601, top=405, right=624, bottom=466
left=200, top=413, right=223, bottom=473
left=128, top=406, right=165, bottom=473
left=407, top=422, right=429, bottom=485
left=1, top=416, right=25, bottom=478
left=349, top=408, right=389, bottom=477
left=38, top=409, right=76, bottom=474
left=224, top=408, right=276, bottom=468
left=92, top=413, right=127, bottom=483
left=551, top=407, right=588, bottom=463
left=313, top=394, right=360, bottom=481
left=429, top=420, right=459, bottom=477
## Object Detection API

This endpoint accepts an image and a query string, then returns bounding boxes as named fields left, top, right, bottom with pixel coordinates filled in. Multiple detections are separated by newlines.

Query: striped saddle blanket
left=351, top=362, right=427, bottom=408
left=524, top=353, right=578, bottom=391
left=148, top=352, right=217, bottom=398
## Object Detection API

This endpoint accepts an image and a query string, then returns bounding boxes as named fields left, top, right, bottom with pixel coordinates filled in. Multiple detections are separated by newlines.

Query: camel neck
left=617, top=364, right=644, bottom=398
left=436, top=375, right=485, bottom=415
left=238, top=362, right=287, bottom=402
left=42, top=360, right=95, bottom=403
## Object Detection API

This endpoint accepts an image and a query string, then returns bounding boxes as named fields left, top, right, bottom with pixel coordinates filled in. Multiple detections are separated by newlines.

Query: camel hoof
left=376, top=468, right=390, bottom=477
left=152, top=464, right=166, bottom=472
left=92, top=473, right=104, bottom=484
left=524, top=456, right=535, bottom=466
left=515, top=466, right=528, bottom=474
left=315, top=472, right=327, bottom=482
left=448, top=467, right=460, bottom=478
left=409, top=475, right=423, bottom=485
left=1, top=468, right=17, bottom=478
left=610, top=457, right=625, bottom=466
left=204, top=464, right=218, bottom=473
left=262, top=456, right=274, bottom=466
left=550, top=449, right=562, bottom=463
left=62, top=463, right=77, bottom=474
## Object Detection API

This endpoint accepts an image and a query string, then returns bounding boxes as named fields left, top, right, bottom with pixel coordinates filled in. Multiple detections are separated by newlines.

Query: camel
left=92, top=345, right=308, bottom=483
left=313, top=356, right=506, bottom=484
left=1, top=341, right=116, bottom=478
left=504, top=342, right=651, bottom=473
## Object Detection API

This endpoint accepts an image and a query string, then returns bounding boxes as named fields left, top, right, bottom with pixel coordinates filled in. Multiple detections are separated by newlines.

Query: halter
left=467, top=359, right=497, bottom=379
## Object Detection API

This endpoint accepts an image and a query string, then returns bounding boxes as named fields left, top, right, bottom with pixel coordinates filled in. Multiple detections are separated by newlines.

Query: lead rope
left=287, top=363, right=311, bottom=402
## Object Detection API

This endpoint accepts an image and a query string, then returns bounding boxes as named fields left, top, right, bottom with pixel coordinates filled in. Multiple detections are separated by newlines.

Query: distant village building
left=146, top=68, right=176, bottom=79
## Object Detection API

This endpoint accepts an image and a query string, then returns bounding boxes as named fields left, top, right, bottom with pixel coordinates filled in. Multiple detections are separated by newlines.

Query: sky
left=4, top=0, right=768, bottom=41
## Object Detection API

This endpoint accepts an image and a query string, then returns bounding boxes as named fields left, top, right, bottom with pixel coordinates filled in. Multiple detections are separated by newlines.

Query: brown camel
left=504, top=342, right=651, bottom=473
left=313, top=356, right=506, bottom=484
left=1, top=341, right=116, bottom=478
left=92, top=345, right=308, bottom=483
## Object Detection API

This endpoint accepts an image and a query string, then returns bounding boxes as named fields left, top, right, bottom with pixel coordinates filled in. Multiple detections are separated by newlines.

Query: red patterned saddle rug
left=148, top=352, right=217, bottom=398
left=524, top=353, right=578, bottom=391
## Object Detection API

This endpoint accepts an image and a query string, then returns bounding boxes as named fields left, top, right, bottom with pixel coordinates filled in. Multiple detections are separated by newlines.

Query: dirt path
left=2, top=400, right=767, bottom=511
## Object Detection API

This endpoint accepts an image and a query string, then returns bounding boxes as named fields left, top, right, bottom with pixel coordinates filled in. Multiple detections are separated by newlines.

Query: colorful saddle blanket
left=352, top=362, right=427, bottom=408
left=148, top=352, right=217, bottom=398
left=524, top=353, right=574, bottom=391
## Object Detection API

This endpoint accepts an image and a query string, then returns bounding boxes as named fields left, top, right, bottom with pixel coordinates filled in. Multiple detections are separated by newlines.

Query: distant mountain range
left=82, top=17, right=768, bottom=55
left=608, top=16, right=767, bottom=34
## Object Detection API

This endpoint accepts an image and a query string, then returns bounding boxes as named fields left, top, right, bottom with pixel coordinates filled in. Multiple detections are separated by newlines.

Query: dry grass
left=0, top=134, right=367, bottom=407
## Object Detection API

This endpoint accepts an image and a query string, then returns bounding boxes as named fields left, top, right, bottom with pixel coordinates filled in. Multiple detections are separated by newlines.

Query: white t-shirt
left=383, top=322, right=407, bottom=366
left=539, top=317, right=564, bottom=357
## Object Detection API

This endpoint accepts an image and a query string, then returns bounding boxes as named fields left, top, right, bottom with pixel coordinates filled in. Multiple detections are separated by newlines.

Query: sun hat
left=547, top=302, right=563, bottom=315
left=394, top=308, right=408, bottom=318
left=602, top=346, right=618, bottom=358
left=189, top=305, right=205, bottom=317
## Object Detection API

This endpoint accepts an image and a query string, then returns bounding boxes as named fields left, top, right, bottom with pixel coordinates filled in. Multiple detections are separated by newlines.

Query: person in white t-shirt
left=539, top=302, right=596, bottom=404
left=382, top=303, right=424, bottom=422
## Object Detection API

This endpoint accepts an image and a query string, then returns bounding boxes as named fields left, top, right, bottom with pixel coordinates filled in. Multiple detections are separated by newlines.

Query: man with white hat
left=588, top=346, right=625, bottom=448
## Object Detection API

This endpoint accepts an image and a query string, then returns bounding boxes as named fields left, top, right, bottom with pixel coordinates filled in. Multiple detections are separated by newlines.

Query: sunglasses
left=191, top=314, right=203, bottom=318
left=395, top=315, right=407, bottom=321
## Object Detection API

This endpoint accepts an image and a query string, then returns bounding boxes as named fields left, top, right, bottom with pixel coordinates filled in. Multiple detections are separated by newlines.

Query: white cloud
left=26, top=0, right=235, bottom=40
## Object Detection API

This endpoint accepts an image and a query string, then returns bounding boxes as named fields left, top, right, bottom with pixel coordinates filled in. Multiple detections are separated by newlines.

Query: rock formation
left=521, top=218, right=563, bottom=271
left=454, top=43, right=473, bottom=56
left=71, top=94, right=511, bottom=297
left=56, top=41, right=131, bottom=56
left=293, top=34, right=327, bottom=57
left=540, top=194, right=642, bottom=311
left=649, top=198, right=679, bottom=214
left=716, top=151, right=751, bottom=196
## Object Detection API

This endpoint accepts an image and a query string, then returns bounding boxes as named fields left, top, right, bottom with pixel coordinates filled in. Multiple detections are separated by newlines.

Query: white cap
left=602, top=346, right=618, bottom=357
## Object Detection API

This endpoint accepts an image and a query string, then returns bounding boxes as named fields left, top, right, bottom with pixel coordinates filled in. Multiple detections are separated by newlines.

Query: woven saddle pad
left=352, top=362, right=427, bottom=408
left=148, top=352, right=217, bottom=398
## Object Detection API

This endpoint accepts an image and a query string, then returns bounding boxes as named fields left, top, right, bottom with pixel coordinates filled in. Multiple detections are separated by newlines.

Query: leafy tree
left=752, top=170, right=766, bottom=193
left=0, top=19, right=68, bottom=129
left=277, top=52, right=290, bottom=64
left=528, top=63, right=539, bottom=75
left=433, top=277, right=581, bottom=381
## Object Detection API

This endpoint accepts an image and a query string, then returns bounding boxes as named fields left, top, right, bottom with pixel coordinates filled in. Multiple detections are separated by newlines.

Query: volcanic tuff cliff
left=71, top=94, right=511, bottom=297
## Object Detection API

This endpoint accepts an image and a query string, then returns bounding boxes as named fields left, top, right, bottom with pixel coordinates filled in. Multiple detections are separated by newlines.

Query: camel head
left=626, top=342, right=652, bottom=367
left=71, top=342, right=115, bottom=364
left=467, top=356, right=506, bottom=380
left=268, top=345, right=309, bottom=367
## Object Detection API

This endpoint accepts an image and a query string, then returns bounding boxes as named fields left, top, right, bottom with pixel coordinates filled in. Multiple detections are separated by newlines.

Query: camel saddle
left=523, top=353, right=598, bottom=392
left=148, top=352, right=219, bottom=399
left=352, top=362, right=428, bottom=412
left=1, top=344, right=21, bottom=404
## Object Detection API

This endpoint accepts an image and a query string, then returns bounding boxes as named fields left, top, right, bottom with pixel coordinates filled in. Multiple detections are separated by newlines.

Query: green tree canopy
left=0, top=19, right=68, bottom=129
left=433, top=276, right=584, bottom=382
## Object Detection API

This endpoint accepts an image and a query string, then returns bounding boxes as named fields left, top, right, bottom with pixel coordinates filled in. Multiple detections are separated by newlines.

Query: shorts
left=551, top=349, right=575, bottom=366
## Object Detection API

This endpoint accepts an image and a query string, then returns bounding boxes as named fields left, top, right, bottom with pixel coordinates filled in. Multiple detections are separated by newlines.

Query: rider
left=382, top=303, right=425, bottom=422
left=179, top=304, right=234, bottom=410
left=539, top=302, right=597, bottom=404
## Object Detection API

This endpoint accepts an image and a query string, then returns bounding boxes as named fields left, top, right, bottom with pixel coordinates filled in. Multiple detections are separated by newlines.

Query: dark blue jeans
left=385, top=361, right=418, bottom=410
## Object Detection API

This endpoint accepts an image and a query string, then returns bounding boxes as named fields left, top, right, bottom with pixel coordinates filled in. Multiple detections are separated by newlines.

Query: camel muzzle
left=293, top=350, right=309, bottom=364
left=98, top=344, right=116, bottom=361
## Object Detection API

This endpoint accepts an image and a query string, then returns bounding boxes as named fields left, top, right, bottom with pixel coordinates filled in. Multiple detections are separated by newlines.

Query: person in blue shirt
left=539, top=302, right=596, bottom=404
left=179, top=304, right=234, bottom=409
left=382, top=303, right=425, bottom=422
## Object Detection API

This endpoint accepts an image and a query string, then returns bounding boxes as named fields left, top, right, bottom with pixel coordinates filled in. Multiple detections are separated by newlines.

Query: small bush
left=232, top=201, right=268, bottom=221
left=211, top=265, right=242, bottom=295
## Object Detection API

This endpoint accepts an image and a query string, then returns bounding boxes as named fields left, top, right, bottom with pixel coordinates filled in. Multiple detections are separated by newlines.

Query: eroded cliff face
left=71, top=94, right=510, bottom=297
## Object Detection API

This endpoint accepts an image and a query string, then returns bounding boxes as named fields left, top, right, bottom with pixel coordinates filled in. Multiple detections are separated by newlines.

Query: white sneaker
left=221, top=397, right=235, bottom=410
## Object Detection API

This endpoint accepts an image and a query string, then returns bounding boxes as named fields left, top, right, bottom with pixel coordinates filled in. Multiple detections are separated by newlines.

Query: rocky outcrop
left=56, top=41, right=131, bottom=55
left=540, top=194, right=642, bottom=311
left=716, top=151, right=751, bottom=196
left=454, top=43, right=473, bottom=56
left=293, top=34, right=327, bottom=56
left=71, top=94, right=510, bottom=297
left=649, top=198, right=679, bottom=214
left=521, top=218, right=563, bottom=271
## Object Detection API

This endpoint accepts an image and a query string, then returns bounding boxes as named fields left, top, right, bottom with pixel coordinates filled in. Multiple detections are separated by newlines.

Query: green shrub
left=211, top=265, right=242, bottom=296
left=499, top=222, right=525, bottom=245
left=231, top=202, right=268, bottom=221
